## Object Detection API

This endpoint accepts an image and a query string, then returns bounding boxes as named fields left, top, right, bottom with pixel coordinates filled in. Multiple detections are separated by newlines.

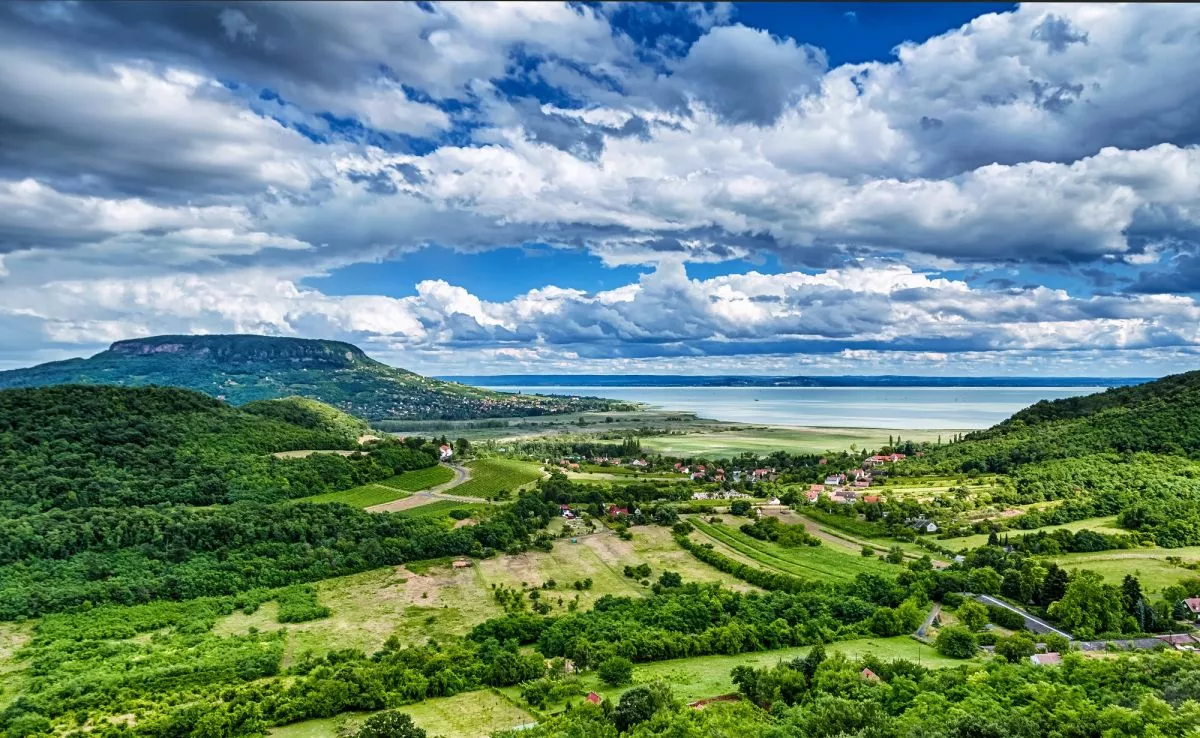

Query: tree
left=861, top=546, right=875, bottom=557
left=886, top=545, right=905, bottom=564
left=934, top=626, right=978, bottom=658
left=356, top=711, right=426, bottom=738
left=994, top=633, right=1037, bottom=663
left=657, top=571, right=683, bottom=589
left=730, top=500, right=752, bottom=516
left=957, top=600, right=989, bottom=632
left=613, top=681, right=676, bottom=732
left=800, top=643, right=825, bottom=683
left=1122, top=574, right=1144, bottom=615
left=1048, top=570, right=1127, bottom=638
left=597, top=656, right=634, bottom=687
left=1040, top=563, right=1069, bottom=604
left=454, top=437, right=470, bottom=457
left=967, top=567, right=1002, bottom=595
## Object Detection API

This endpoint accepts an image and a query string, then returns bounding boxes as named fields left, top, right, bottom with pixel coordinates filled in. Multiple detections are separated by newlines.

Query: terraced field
left=689, top=518, right=894, bottom=582
left=394, top=500, right=491, bottom=519
left=940, top=515, right=1122, bottom=550
left=454, top=457, right=545, bottom=499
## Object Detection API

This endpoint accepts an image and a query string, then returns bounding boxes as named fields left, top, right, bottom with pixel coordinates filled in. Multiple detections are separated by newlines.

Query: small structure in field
left=586, top=692, right=602, bottom=705
left=452, top=559, right=471, bottom=569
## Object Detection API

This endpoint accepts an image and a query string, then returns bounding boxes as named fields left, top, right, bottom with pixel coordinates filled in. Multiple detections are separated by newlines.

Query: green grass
left=639, top=427, right=958, bottom=457
left=689, top=518, right=894, bottom=582
left=269, top=690, right=535, bottom=738
left=455, top=458, right=544, bottom=499
left=394, top=500, right=491, bottom=519
left=297, top=466, right=455, bottom=507
left=1049, top=546, right=1200, bottom=594
left=940, top=515, right=1122, bottom=550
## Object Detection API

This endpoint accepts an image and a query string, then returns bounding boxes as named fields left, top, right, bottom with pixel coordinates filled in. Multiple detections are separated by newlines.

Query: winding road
left=365, top=462, right=491, bottom=513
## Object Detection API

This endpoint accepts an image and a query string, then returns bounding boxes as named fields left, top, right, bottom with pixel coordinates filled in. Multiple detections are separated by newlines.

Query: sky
left=2, top=2, right=1200, bottom=377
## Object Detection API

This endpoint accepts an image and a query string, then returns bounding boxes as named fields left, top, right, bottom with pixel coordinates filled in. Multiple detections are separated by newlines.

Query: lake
left=486, top=385, right=1105, bottom=429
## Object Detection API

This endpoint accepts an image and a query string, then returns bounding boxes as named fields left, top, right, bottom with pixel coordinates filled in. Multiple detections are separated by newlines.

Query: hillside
left=0, top=385, right=435, bottom=512
left=901, top=370, right=1197, bottom=476
left=0, top=334, right=623, bottom=420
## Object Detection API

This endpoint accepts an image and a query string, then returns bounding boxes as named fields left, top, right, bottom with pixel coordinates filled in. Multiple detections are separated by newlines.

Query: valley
left=4, top=369, right=1200, bottom=738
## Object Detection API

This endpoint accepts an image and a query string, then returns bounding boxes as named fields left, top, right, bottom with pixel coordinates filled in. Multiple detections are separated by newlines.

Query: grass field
left=1049, top=545, right=1200, bottom=594
left=212, top=526, right=752, bottom=665
left=689, top=518, right=894, bottom=581
left=454, top=458, right=544, bottom=499
left=269, top=690, right=535, bottom=738
left=639, top=427, right=958, bottom=457
left=298, top=466, right=457, bottom=507
left=394, top=500, right=491, bottom=519
left=939, top=515, right=1122, bottom=550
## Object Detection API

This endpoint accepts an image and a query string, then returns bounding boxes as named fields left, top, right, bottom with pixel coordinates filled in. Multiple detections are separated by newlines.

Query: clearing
left=212, top=526, right=752, bottom=664
left=1049, top=546, right=1200, bottom=594
left=298, top=465, right=457, bottom=507
left=269, top=690, right=535, bottom=738
left=939, top=515, right=1123, bottom=550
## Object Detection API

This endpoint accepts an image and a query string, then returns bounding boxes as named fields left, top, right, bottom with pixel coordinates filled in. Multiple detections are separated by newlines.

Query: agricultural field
left=688, top=517, right=895, bottom=581
left=939, top=515, right=1123, bottom=550
left=639, top=426, right=956, bottom=457
left=453, top=457, right=545, bottom=499
left=297, top=465, right=455, bottom=507
left=394, top=500, right=491, bottom=519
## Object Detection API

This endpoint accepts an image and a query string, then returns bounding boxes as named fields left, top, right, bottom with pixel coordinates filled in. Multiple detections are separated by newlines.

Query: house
left=630, top=459, right=649, bottom=468
left=439, top=444, right=453, bottom=461
left=863, top=494, right=882, bottom=504
left=586, top=692, right=602, bottom=705
left=1030, top=652, right=1062, bottom=666
left=607, top=505, right=629, bottom=518
left=854, top=480, right=871, bottom=489
left=751, top=468, right=773, bottom=481
left=809, top=484, right=825, bottom=493
left=860, top=667, right=881, bottom=683
left=560, top=505, right=576, bottom=520
left=1182, top=598, right=1200, bottom=621
left=768, top=497, right=781, bottom=506
left=824, top=473, right=845, bottom=486
left=839, top=491, right=858, bottom=504
left=731, top=470, right=742, bottom=482
left=909, top=518, right=939, bottom=533
left=805, top=490, right=821, bottom=503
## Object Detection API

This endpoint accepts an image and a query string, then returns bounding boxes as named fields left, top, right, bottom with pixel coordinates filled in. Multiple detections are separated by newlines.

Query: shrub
left=356, top=711, right=426, bottom=738
left=935, top=626, right=979, bottom=659
left=598, top=656, right=634, bottom=686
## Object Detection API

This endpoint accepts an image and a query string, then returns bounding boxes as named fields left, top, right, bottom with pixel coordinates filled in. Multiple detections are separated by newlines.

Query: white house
left=439, top=444, right=453, bottom=461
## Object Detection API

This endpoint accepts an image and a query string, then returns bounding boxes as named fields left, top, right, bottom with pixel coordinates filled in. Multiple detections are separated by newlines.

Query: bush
left=935, top=626, right=979, bottom=659
left=356, top=711, right=426, bottom=738
left=986, top=604, right=1027, bottom=631
left=598, top=656, right=634, bottom=686
left=957, top=601, right=989, bottom=632
left=941, top=592, right=965, bottom=608
left=730, top=500, right=752, bottom=516
left=861, top=546, right=875, bottom=557
left=995, top=633, right=1037, bottom=663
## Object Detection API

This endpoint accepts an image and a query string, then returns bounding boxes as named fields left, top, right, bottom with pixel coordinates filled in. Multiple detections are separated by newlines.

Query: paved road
left=916, top=603, right=942, bottom=638
left=974, top=594, right=1074, bottom=640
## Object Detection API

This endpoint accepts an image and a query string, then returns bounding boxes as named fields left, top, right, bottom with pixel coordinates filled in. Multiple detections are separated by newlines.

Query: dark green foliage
left=729, top=500, right=752, bottom=516
left=356, top=711, right=426, bottom=738
left=613, top=681, right=676, bottom=732
left=0, top=334, right=622, bottom=421
left=275, top=585, right=330, bottom=623
left=674, top=534, right=814, bottom=593
left=597, top=656, right=633, bottom=686
left=739, top=516, right=820, bottom=547
left=934, top=626, right=979, bottom=658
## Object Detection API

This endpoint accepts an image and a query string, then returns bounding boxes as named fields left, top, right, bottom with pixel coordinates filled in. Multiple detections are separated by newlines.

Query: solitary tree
left=356, top=712, right=426, bottom=738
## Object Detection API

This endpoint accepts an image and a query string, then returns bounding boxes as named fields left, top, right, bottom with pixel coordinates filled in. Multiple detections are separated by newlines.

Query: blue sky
left=1, top=2, right=1199, bottom=377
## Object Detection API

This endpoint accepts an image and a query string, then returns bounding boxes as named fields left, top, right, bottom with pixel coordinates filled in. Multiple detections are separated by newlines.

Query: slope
left=0, top=334, right=622, bottom=421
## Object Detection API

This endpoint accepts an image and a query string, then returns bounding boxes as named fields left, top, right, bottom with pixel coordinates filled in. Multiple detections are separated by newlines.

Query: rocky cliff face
left=107, top=335, right=369, bottom=367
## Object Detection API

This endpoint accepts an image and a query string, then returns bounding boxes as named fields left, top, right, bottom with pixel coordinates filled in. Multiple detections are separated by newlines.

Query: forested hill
left=919, top=369, right=1200, bottom=472
left=0, top=334, right=622, bottom=420
left=0, top=385, right=429, bottom=511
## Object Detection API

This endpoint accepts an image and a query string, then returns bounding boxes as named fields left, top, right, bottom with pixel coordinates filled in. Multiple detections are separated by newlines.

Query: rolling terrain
left=0, top=334, right=625, bottom=421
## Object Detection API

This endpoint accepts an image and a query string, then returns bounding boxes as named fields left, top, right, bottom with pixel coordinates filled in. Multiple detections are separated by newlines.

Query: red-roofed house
left=809, top=484, right=824, bottom=493
left=608, top=505, right=629, bottom=518
left=586, top=692, right=602, bottom=705
left=805, top=490, right=820, bottom=503
left=1183, top=597, right=1200, bottom=621
left=861, top=667, right=881, bottom=682
left=439, top=444, right=453, bottom=461
left=863, top=494, right=882, bottom=504
left=1030, top=652, right=1062, bottom=666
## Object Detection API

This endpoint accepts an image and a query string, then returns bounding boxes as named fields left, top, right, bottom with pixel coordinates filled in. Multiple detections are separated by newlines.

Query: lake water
left=487, top=385, right=1106, bottom=430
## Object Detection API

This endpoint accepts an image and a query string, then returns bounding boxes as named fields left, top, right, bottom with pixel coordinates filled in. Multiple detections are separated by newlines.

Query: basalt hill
left=0, top=334, right=619, bottom=421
